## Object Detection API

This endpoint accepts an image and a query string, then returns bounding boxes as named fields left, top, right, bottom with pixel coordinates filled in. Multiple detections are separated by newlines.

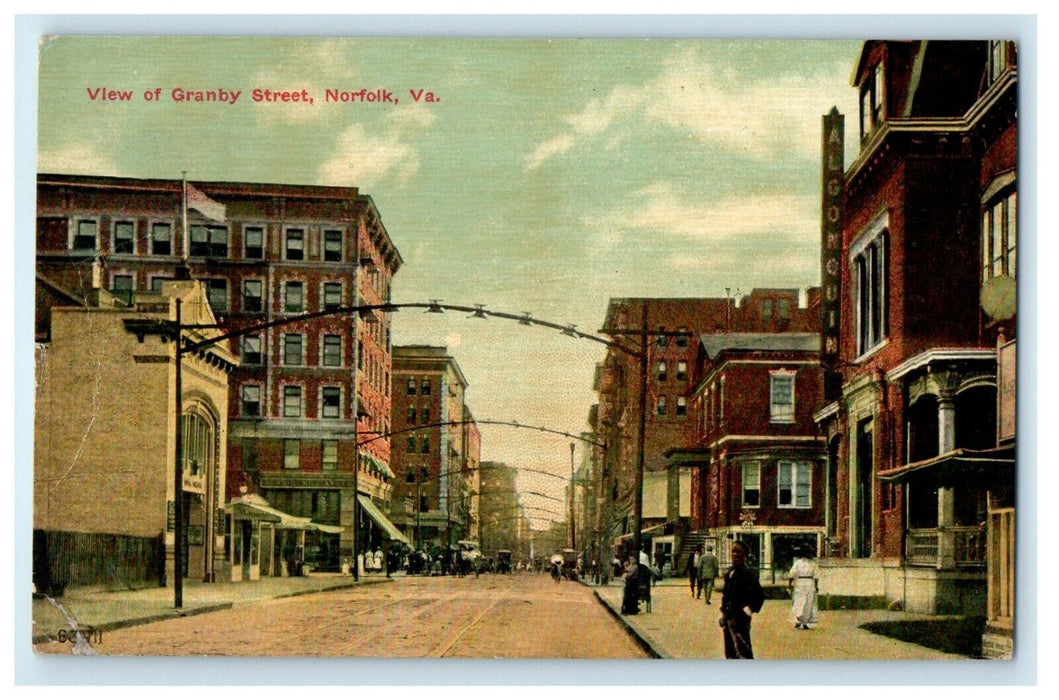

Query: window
left=778, top=461, right=812, bottom=508
left=72, top=219, right=98, bottom=251
left=150, top=222, right=172, bottom=256
left=321, top=387, right=341, bottom=419
left=149, top=276, right=171, bottom=293
left=284, top=440, right=300, bottom=469
left=405, top=468, right=416, bottom=484
left=407, top=436, right=417, bottom=452
left=676, top=396, right=687, bottom=417
left=285, top=228, right=304, bottom=261
left=420, top=436, right=430, bottom=454
left=770, top=371, right=795, bottom=423
left=778, top=299, right=791, bottom=319
left=406, top=377, right=417, bottom=395
left=982, top=190, right=1017, bottom=281
left=322, top=441, right=338, bottom=470
left=243, top=280, right=263, bottom=313
left=860, top=63, right=885, bottom=140
left=241, top=385, right=261, bottom=417
left=180, top=414, right=213, bottom=480
left=242, top=335, right=262, bottom=365
left=989, top=40, right=1011, bottom=85
left=206, top=279, right=227, bottom=313
left=283, top=334, right=303, bottom=365
left=420, top=495, right=429, bottom=513
left=762, top=299, right=773, bottom=319
left=656, top=395, right=667, bottom=416
left=676, top=361, right=687, bottom=381
left=676, top=327, right=688, bottom=348
left=323, top=229, right=343, bottom=262
left=244, top=226, right=264, bottom=259
left=110, top=274, right=133, bottom=294
left=284, top=281, right=304, bottom=312
left=656, top=328, right=667, bottom=348
left=323, top=282, right=343, bottom=311
left=742, top=462, right=761, bottom=507
left=852, top=217, right=888, bottom=356
left=421, top=379, right=431, bottom=395
left=420, top=407, right=430, bottom=424
left=407, top=406, right=417, bottom=423
left=113, top=221, right=135, bottom=254
left=657, top=361, right=667, bottom=382
left=322, top=334, right=342, bottom=367
left=283, top=386, right=302, bottom=418
left=189, top=225, right=228, bottom=258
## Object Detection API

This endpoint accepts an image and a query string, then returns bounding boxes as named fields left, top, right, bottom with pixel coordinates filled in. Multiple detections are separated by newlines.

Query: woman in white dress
left=787, top=547, right=819, bottom=629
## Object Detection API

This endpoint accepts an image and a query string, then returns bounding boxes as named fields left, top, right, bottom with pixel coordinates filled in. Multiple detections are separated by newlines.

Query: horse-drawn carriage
left=496, top=549, right=512, bottom=574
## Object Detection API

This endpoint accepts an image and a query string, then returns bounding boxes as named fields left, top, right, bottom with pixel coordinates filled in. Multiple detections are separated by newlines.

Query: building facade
left=678, top=333, right=825, bottom=581
left=479, top=461, right=519, bottom=560
left=36, top=174, right=403, bottom=574
left=389, top=346, right=477, bottom=549
left=34, top=278, right=236, bottom=591
left=813, top=41, right=1017, bottom=638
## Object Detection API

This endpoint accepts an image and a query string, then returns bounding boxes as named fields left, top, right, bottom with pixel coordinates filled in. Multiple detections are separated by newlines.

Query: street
left=37, top=574, right=649, bottom=658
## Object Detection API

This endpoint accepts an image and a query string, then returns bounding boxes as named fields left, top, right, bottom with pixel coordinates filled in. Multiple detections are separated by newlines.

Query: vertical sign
left=821, top=107, right=844, bottom=399
left=998, top=340, right=1016, bottom=442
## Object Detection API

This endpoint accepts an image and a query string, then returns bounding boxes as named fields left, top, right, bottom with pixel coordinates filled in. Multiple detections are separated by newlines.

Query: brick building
left=813, top=41, right=1017, bottom=640
left=674, top=332, right=825, bottom=580
left=36, top=174, right=403, bottom=574
left=479, top=461, right=519, bottom=561
left=389, top=346, right=479, bottom=549
left=34, top=278, right=236, bottom=591
left=594, top=291, right=819, bottom=571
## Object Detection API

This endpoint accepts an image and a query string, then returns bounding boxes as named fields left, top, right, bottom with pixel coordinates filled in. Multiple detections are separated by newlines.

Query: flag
left=186, top=182, right=226, bottom=222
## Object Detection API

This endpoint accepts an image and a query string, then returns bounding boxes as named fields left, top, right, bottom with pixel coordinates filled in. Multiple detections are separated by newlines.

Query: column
left=936, top=395, right=956, bottom=569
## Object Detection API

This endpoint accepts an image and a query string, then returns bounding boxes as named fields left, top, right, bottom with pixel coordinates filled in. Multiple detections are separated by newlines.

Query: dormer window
left=860, top=63, right=885, bottom=141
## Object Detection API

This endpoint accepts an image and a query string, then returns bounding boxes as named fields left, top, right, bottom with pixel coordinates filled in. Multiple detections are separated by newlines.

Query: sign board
left=998, top=340, right=1016, bottom=442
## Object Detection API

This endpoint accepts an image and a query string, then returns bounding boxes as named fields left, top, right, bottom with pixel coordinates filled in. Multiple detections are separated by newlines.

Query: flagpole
left=181, top=171, right=189, bottom=262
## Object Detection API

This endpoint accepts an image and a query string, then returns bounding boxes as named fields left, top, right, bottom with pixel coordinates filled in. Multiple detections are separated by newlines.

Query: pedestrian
left=612, top=555, right=622, bottom=580
left=788, top=546, right=819, bottom=630
left=620, top=556, right=640, bottom=615
left=685, top=545, right=701, bottom=597
left=719, top=540, right=765, bottom=659
left=698, top=544, right=720, bottom=604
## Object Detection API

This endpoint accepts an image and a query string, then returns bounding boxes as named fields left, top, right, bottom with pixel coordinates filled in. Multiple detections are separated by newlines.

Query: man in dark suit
left=719, top=540, right=765, bottom=658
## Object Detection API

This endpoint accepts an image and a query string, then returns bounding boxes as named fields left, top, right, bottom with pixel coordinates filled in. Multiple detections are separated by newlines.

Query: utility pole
left=633, top=303, right=648, bottom=561
left=570, top=442, right=576, bottom=553
left=173, top=297, right=184, bottom=609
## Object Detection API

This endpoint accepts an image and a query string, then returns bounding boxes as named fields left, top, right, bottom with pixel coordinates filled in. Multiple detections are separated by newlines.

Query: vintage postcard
left=29, top=32, right=1021, bottom=668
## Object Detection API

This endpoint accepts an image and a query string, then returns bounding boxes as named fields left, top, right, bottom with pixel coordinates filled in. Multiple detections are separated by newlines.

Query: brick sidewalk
left=591, top=580, right=968, bottom=660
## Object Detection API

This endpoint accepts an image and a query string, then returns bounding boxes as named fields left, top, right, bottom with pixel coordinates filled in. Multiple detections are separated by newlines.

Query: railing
left=906, top=527, right=987, bottom=569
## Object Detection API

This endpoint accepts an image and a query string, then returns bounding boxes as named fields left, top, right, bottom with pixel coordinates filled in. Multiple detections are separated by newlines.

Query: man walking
left=719, top=540, right=764, bottom=659
left=684, top=545, right=701, bottom=597
left=698, top=544, right=720, bottom=603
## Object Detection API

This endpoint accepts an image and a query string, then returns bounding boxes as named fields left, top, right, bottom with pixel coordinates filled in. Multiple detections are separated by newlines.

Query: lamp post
left=569, top=442, right=576, bottom=553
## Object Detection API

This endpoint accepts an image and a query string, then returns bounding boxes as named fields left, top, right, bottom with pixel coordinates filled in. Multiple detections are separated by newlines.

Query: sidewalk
left=31, top=572, right=394, bottom=644
left=590, top=579, right=969, bottom=660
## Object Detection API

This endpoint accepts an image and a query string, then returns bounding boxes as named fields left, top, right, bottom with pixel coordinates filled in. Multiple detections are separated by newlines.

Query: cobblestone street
left=34, top=575, right=648, bottom=658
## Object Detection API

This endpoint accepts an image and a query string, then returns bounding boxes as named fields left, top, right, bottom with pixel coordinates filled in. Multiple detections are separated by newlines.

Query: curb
left=591, top=590, right=666, bottom=659
left=31, top=576, right=395, bottom=645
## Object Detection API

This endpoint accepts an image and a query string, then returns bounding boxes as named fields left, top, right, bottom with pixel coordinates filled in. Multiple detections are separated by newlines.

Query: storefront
left=226, top=494, right=343, bottom=581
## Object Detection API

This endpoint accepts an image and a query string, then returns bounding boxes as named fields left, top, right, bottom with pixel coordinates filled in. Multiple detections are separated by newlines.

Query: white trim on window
left=148, top=219, right=175, bottom=256
left=69, top=216, right=100, bottom=251
left=282, top=384, right=304, bottom=418
left=777, top=460, right=812, bottom=509
left=282, top=332, right=305, bottom=366
left=769, top=369, right=796, bottom=423
left=320, top=386, right=343, bottom=420
left=111, top=219, right=136, bottom=255
left=243, top=224, right=266, bottom=260
left=283, top=226, right=306, bottom=261
left=741, top=461, right=761, bottom=508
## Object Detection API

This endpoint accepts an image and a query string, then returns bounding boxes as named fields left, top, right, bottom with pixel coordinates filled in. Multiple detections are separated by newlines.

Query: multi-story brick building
left=813, top=41, right=1017, bottom=637
left=34, top=278, right=237, bottom=590
left=479, top=461, right=519, bottom=561
left=677, top=332, right=825, bottom=580
left=36, top=174, right=403, bottom=574
left=389, top=346, right=478, bottom=549
left=594, top=291, right=820, bottom=570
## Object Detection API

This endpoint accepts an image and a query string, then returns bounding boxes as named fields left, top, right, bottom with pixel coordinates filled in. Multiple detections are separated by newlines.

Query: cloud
left=38, top=141, right=121, bottom=175
left=317, top=124, right=420, bottom=188
left=524, top=47, right=853, bottom=170
left=583, top=181, right=819, bottom=246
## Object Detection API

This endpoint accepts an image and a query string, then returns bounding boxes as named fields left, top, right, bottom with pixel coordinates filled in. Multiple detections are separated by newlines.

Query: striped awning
left=357, top=495, right=410, bottom=544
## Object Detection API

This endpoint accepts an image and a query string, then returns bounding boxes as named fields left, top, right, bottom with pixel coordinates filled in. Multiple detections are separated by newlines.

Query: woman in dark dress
left=621, top=556, right=641, bottom=615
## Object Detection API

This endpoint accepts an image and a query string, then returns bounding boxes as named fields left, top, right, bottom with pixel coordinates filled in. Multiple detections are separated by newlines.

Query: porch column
left=937, top=396, right=956, bottom=569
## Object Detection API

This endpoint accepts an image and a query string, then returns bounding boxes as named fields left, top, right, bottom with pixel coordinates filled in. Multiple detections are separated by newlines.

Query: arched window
left=181, top=412, right=215, bottom=480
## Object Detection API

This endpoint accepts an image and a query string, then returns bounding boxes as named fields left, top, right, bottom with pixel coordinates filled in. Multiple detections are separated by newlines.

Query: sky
left=36, top=36, right=864, bottom=527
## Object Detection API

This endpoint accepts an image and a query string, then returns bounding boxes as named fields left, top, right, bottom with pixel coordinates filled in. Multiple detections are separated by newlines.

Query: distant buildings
left=478, top=461, right=519, bottom=559
left=389, top=345, right=480, bottom=549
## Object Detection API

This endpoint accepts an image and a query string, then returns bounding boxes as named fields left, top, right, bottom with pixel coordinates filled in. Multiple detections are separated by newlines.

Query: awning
left=228, top=494, right=343, bottom=534
left=878, top=446, right=1015, bottom=489
left=363, top=453, right=396, bottom=480
left=357, top=495, right=410, bottom=544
